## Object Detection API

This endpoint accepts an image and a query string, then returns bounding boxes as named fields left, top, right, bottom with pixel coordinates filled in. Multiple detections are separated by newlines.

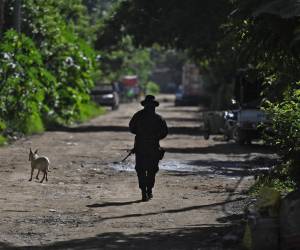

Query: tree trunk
left=14, top=0, right=21, bottom=33
left=0, top=0, right=5, bottom=38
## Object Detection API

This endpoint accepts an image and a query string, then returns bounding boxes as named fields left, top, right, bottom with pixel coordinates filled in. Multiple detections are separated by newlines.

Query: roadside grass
left=0, top=120, right=7, bottom=145
left=75, top=101, right=106, bottom=123
left=22, top=112, right=45, bottom=135
left=0, top=135, right=7, bottom=146
left=43, top=101, right=106, bottom=128
left=0, top=101, right=106, bottom=146
left=0, top=110, right=44, bottom=147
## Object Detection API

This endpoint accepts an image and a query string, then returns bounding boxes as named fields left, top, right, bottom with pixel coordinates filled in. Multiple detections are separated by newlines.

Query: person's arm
left=129, top=113, right=138, bottom=134
left=158, top=118, right=168, bottom=140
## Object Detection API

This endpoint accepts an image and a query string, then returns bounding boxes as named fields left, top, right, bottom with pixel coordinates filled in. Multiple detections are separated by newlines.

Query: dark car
left=175, top=85, right=211, bottom=106
left=91, top=84, right=120, bottom=110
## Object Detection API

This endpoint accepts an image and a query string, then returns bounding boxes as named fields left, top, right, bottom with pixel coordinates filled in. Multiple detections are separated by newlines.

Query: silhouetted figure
left=129, top=95, right=168, bottom=201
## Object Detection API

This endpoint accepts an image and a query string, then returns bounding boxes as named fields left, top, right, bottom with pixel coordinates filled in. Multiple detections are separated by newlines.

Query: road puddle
left=110, top=158, right=274, bottom=178
left=111, top=160, right=214, bottom=173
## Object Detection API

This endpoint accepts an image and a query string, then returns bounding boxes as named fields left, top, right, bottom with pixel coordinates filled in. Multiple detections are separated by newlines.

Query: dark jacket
left=129, top=109, right=168, bottom=156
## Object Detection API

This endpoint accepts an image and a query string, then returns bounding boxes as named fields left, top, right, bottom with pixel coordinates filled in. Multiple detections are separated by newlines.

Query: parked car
left=175, top=85, right=210, bottom=106
left=232, top=108, right=268, bottom=144
left=222, top=109, right=238, bottom=141
left=91, top=84, right=120, bottom=110
left=204, top=68, right=271, bottom=144
left=203, top=107, right=268, bottom=144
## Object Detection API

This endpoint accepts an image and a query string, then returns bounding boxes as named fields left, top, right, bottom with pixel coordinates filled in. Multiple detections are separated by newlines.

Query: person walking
left=129, top=95, right=168, bottom=201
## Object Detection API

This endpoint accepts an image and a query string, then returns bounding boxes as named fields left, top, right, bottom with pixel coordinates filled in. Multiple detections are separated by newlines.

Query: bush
left=263, top=85, right=300, bottom=186
left=21, top=110, right=45, bottom=135
left=0, top=136, right=7, bottom=146
left=146, top=81, right=160, bottom=95
left=0, top=30, right=50, bottom=133
left=250, top=176, right=296, bottom=195
left=23, top=1, right=97, bottom=123
left=0, top=28, right=101, bottom=135
left=0, top=2, right=113, bottom=137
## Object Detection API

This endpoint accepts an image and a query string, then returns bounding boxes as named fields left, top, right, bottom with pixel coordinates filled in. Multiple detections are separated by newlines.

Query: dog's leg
left=35, top=170, right=40, bottom=180
left=29, top=168, right=34, bottom=181
left=40, top=172, right=46, bottom=183
left=45, top=172, right=48, bottom=182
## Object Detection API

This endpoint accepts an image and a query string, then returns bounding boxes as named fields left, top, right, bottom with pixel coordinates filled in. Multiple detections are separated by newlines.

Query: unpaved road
left=0, top=95, right=276, bottom=250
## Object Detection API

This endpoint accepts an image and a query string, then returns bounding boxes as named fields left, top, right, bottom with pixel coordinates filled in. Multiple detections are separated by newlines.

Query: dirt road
left=0, top=96, right=276, bottom=250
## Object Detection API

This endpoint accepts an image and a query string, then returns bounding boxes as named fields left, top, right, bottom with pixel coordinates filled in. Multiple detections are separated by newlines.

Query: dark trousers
left=135, top=154, right=159, bottom=192
left=136, top=168, right=157, bottom=192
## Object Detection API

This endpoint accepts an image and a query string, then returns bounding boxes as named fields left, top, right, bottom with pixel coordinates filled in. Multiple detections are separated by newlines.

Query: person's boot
left=141, top=190, right=148, bottom=202
left=147, top=189, right=153, bottom=199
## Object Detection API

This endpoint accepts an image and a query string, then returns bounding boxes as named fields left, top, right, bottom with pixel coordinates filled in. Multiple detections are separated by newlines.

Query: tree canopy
left=96, top=0, right=233, bottom=57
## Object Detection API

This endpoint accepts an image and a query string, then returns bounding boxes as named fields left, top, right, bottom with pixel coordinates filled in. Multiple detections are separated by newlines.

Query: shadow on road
left=49, top=125, right=129, bottom=133
left=166, top=143, right=274, bottom=155
left=1, top=225, right=239, bottom=250
left=87, top=200, right=142, bottom=208
left=217, top=214, right=245, bottom=224
left=164, top=117, right=202, bottom=122
left=85, top=197, right=245, bottom=223
left=49, top=125, right=205, bottom=136
left=159, top=106, right=201, bottom=113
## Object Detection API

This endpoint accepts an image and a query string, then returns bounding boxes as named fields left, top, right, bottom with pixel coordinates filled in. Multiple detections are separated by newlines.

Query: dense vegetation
left=0, top=0, right=154, bottom=139
left=0, top=0, right=99, bottom=135
left=98, top=0, right=300, bottom=189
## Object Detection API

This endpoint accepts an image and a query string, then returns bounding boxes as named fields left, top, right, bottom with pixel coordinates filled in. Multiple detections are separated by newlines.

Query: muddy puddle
left=110, top=158, right=274, bottom=178
left=111, top=160, right=205, bottom=173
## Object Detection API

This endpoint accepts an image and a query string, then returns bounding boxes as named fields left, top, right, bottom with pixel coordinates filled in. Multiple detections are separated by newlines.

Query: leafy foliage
left=22, top=0, right=97, bottom=121
left=0, top=0, right=154, bottom=139
left=0, top=30, right=48, bottom=132
left=0, top=1, right=104, bottom=136
left=98, top=36, right=153, bottom=86
left=146, top=81, right=160, bottom=95
left=263, top=86, right=300, bottom=184
left=97, top=0, right=233, bottom=57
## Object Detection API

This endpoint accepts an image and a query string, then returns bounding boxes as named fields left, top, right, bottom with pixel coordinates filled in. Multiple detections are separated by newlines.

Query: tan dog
left=28, top=148, right=50, bottom=183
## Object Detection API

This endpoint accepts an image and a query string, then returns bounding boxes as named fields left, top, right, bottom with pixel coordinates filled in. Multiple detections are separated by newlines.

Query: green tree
left=0, top=30, right=50, bottom=132
left=98, top=35, right=153, bottom=86
left=0, top=0, right=100, bottom=133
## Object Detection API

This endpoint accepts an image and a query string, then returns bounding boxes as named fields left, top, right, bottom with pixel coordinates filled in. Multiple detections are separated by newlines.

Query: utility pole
left=0, top=0, right=5, bottom=38
left=14, top=0, right=21, bottom=33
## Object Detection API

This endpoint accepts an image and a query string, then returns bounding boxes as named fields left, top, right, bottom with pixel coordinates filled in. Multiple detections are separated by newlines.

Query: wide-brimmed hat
left=141, top=95, right=159, bottom=107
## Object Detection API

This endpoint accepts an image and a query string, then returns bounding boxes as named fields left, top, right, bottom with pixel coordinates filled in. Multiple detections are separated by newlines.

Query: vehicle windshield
left=92, top=84, right=113, bottom=94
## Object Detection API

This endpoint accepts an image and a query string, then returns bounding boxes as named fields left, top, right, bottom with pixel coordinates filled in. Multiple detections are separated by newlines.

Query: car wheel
left=246, top=139, right=252, bottom=145
left=233, top=127, right=246, bottom=145
left=111, top=105, right=118, bottom=110
left=204, top=131, right=210, bottom=140
left=224, top=134, right=230, bottom=141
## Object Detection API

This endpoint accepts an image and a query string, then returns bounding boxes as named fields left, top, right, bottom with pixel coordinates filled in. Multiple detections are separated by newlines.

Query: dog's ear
left=34, top=149, right=38, bottom=154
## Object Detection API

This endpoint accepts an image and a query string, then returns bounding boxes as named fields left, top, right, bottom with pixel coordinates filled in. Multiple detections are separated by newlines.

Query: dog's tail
left=47, top=158, right=51, bottom=172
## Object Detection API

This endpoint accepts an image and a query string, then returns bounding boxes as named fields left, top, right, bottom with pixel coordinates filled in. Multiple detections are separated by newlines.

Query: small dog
left=28, top=148, right=50, bottom=183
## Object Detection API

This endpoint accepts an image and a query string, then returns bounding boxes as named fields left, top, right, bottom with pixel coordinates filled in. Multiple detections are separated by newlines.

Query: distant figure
left=129, top=95, right=168, bottom=201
